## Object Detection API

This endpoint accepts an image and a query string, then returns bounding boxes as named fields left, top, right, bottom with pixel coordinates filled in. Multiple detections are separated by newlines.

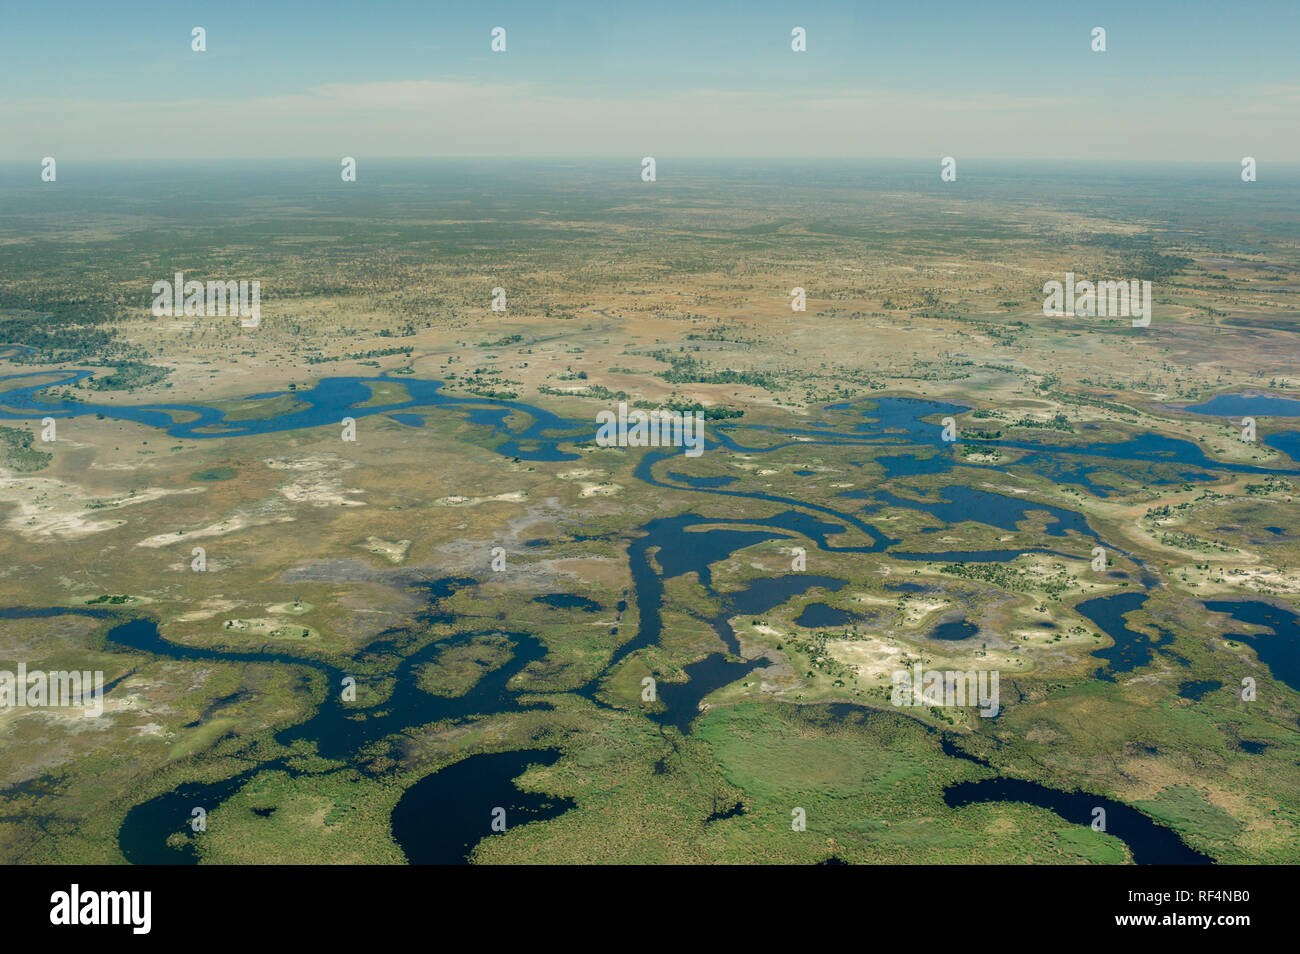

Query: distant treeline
left=650, top=350, right=777, bottom=390
left=1079, top=234, right=1193, bottom=280
left=0, top=292, right=122, bottom=363
left=537, top=383, right=743, bottom=419
left=306, top=346, right=414, bottom=364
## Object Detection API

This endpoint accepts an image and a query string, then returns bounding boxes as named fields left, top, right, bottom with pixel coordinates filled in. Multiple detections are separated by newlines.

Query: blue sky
left=3, top=1, right=1297, bottom=158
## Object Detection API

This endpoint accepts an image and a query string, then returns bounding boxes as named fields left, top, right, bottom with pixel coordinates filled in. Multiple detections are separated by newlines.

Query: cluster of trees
left=651, top=350, right=777, bottom=390
left=0, top=425, right=50, bottom=472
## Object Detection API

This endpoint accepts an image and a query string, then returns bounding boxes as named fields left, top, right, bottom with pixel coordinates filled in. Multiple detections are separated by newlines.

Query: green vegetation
left=0, top=425, right=51, bottom=471
left=85, top=361, right=170, bottom=390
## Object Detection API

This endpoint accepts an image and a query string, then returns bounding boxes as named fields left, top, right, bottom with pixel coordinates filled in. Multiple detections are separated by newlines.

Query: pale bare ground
left=0, top=470, right=204, bottom=541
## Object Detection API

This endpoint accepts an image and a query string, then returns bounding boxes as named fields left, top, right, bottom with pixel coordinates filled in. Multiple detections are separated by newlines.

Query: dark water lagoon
left=928, top=618, right=980, bottom=642
left=391, top=748, right=572, bottom=864
left=1177, top=393, right=1300, bottom=464
left=533, top=593, right=601, bottom=612
left=862, top=486, right=1099, bottom=541
left=1204, top=599, right=1300, bottom=692
left=795, top=603, right=857, bottom=628
left=943, top=777, right=1213, bottom=864
left=1074, top=592, right=1168, bottom=681
left=1182, top=393, right=1300, bottom=417
left=1177, top=679, right=1223, bottom=701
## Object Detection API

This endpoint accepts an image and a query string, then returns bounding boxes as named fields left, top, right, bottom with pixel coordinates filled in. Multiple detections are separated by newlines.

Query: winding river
left=4, top=354, right=1297, bottom=864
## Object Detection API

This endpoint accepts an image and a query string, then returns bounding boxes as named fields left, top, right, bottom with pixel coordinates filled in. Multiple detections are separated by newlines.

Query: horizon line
left=3, top=156, right=1295, bottom=165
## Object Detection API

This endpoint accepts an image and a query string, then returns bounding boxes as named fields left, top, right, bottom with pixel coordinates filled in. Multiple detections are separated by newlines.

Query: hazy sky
left=3, top=0, right=1297, bottom=160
